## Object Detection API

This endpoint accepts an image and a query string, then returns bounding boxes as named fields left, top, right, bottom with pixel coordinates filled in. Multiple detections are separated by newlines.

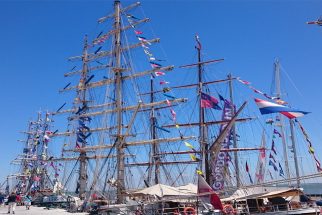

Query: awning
left=133, top=184, right=194, bottom=198
left=257, top=188, right=303, bottom=198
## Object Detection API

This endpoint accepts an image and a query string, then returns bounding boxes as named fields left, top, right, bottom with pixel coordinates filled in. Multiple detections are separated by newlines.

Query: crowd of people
left=0, top=192, right=32, bottom=214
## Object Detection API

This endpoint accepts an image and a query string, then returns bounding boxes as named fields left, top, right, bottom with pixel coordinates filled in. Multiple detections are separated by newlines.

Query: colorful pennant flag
left=134, top=30, right=143, bottom=35
left=296, top=120, right=322, bottom=172
left=155, top=71, right=165, bottom=76
left=160, top=81, right=169, bottom=85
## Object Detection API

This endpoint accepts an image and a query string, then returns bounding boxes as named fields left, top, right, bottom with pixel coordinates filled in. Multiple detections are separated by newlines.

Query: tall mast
left=228, top=73, right=239, bottom=187
left=289, top=119, right=300, bottom=187
left=78, top=35, right=89, bottom=197
left=114, top=0, right=125, bottom=203
left=274, top=59, right=291, bottom=185
left=149, top=77, right=159, bottom=185
left=196, top=36, right=209, bottom=182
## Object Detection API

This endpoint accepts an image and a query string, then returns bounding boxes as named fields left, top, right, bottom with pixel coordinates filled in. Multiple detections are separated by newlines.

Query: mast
left=78, top=35, right=89, bottom=198
left=196, top=35, right=209, bottom=182
left=149, top=76, right=159, bottom=185
left=228, top=73, right=239, bottom=187
left=114, top=0, right=125, bottom=203
left=290, top=112, right=301, bottom=187
left=274, top=59, right=291, bottom=185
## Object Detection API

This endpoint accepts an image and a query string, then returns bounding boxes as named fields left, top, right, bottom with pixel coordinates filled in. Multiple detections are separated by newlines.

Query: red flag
left=198, top=174, right=223, bottom=210
left=246, top=161, right=249, bottom=172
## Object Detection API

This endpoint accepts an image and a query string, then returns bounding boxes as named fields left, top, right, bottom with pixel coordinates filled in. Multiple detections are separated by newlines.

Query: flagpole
left=289, top=119, right=300, bottom=187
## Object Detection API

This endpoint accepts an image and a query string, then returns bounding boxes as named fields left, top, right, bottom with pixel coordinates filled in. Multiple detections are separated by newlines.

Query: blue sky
left=0, top=0, right=322, bottom=185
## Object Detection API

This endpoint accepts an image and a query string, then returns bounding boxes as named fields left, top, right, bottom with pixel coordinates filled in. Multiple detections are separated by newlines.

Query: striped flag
left=254, top=98, right=309, bottom=119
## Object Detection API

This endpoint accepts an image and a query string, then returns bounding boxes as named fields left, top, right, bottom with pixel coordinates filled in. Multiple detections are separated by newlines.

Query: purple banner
left=211, top=99, right=234, bottom=191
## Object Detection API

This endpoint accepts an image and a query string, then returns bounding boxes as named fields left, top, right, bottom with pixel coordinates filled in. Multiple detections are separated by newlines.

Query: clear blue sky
left=0, top=0, right=322, bottom=184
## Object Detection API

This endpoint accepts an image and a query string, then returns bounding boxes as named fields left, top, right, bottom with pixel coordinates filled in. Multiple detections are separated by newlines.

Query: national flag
left=271, top=140, right=277, bottom=155
left=254, top=98, right=309, bottom=119
left=269, top=160, right=278, bottom=171
left=198, top=175, right=223, bottom=210
left=155, top=71, right=165, bottom=76
left=201, top=92, right=221, bottom=110
left=134, top=30, right=143, bottom=35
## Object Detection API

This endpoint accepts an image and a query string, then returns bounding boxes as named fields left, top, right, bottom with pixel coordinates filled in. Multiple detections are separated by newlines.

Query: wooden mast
left=149, top=76, right=159, bottom=185
left=228, top=73, right=240, bottom=187
left=196, top=35, right=209, bottom=182
left=78, top=35, right=89, bottom=198
left=114, top=0, right=125, bottom=203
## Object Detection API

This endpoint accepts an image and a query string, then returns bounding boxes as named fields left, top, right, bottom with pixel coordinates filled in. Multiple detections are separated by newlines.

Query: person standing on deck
left=0, top=193, right=4, bottom=207
left=23, top=194, right=32, bottom=210
left=7, top=192, right=16, bottom=214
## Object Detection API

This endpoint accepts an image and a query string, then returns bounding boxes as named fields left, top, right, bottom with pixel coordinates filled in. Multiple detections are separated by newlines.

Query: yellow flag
left=196, top=169, right=203, bottom=175
left=184, top=142, right=194, bottom=149
left=190, top=154, right=197, bottom=161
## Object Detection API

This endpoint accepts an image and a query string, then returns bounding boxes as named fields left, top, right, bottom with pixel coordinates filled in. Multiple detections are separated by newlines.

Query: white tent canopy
left=133, top=184, right=195, bottom=198
left=221, top=186, right=290, bottom=202
left=176, top=183, right=197, bottom=195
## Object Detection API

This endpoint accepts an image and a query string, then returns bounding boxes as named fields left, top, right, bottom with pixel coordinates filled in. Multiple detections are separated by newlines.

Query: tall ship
left=5, top=1, right=322, bottom=214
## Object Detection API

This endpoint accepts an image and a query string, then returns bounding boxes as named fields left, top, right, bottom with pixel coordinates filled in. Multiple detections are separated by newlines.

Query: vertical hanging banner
left=211, top=99, right=234, bottom=191
left=255, top=133, right=266, bottom=184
